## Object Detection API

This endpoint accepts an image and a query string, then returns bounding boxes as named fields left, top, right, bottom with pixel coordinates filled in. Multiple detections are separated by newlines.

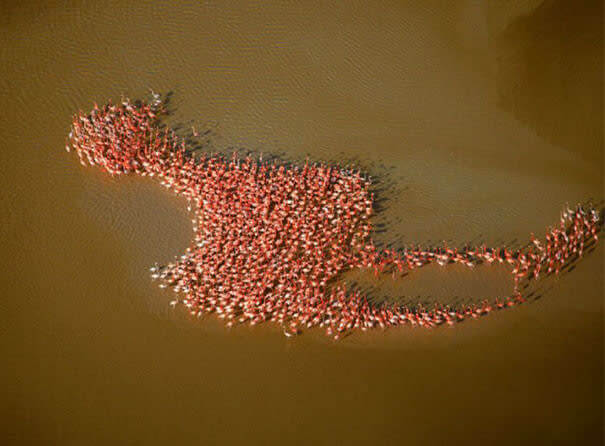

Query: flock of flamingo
left=65, top=95, right=601, bottom=339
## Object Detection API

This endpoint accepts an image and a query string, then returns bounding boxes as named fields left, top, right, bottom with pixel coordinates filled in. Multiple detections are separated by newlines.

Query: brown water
left=1, top=1, right=603, bottom=444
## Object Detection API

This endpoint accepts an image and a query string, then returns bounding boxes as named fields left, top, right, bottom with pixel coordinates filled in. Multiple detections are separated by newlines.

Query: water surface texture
left=1, top=1, right=602, bottom=445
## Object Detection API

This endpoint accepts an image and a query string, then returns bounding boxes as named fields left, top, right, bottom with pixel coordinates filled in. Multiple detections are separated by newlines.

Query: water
left=1, top=1, right=602, bottom=444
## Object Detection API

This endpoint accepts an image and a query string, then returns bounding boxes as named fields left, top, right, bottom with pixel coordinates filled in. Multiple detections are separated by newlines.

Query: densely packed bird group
left=66, top=97, right=602, bottom=338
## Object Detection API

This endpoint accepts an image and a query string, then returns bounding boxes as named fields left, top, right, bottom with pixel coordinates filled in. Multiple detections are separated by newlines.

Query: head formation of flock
left=66, top=95, right=602, bottom=339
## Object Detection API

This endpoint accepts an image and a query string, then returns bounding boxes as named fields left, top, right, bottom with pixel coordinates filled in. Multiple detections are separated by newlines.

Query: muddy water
left=1, top=1, right=602, bottom=444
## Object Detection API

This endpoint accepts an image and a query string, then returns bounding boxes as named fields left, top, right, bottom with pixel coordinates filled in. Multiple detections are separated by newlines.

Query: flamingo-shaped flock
left=65, top=95, right=602, bottom=339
